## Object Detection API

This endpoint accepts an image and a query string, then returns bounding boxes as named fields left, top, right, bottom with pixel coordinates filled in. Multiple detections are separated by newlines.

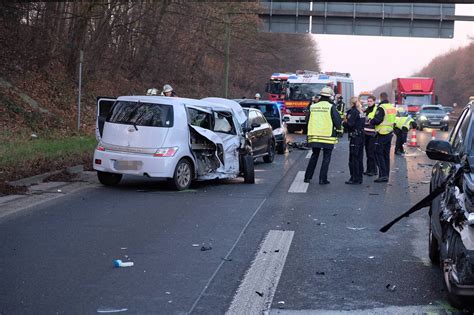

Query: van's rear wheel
left=243, top=155, right=255, bottom=184
left=97, top=171, right=122, bottom=186
left=170, top=159, right=192, bottom=191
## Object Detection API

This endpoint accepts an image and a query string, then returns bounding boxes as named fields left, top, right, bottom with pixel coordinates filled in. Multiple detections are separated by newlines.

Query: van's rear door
left=96, top=97, right=116, bottom=141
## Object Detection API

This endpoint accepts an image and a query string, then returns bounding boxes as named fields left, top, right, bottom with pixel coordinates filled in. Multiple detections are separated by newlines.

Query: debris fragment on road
left=97, top=307, right=128, bottom=313
left=200, top=246, right=212, bottom=251
left=346, top=227, right=367, bottom=231
left=255, top=291, right=264, bottom=297
left=386, top=284, right=397, bottom=292
left=113, top=259, right=134, bottom=268
left=316, top=271, right=325, bottom=275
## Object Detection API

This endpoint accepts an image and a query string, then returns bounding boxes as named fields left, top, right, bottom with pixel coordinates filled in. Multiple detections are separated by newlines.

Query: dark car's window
left=107, top=101, right=173, bottom=127
left=255, top=111, right=267, bottom=125
left=452, top=109, right=471, bottom=154
left=449, top=108, right=469, bottom=145
left=420, top=106, right=444, bottom=113
left=187, top=107, right=212, bottom=130
left=249, top=110, right=258, bottom=125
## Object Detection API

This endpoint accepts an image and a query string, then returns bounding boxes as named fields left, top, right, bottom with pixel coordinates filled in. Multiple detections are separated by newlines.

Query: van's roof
left=115, top=96, right=247, bottom=125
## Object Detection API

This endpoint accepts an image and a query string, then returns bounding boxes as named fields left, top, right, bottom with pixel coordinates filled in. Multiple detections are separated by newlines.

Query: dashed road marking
left=288, top=171, right=309, bottom=193
left=306, top=151, right=312, bottom=159
left=226, top=230, right=295, bottom=315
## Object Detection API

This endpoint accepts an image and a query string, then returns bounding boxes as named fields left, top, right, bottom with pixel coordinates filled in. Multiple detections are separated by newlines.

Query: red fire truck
left=392, top=78, right=437, bottom=115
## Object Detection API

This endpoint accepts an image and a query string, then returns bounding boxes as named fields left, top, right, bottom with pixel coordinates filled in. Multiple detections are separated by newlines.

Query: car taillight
left=97, top=144, right=105, bottom=151
left=154, top=147, right=178, bottom=157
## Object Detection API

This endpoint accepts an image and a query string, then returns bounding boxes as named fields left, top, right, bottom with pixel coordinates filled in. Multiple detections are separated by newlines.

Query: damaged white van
left=94, top=96, right=255, bottom=190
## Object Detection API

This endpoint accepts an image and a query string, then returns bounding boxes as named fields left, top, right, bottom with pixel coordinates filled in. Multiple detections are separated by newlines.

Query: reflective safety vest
left=364, top=106, right=377, bottom=135
left=375, top=103, right=396, bottom=135
left=395, top=116, right=414, bottom=130
left=307, top=101, right=338, bottom=144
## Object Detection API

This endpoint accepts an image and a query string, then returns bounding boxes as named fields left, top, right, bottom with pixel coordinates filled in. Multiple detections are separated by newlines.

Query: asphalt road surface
left=1, top=128, right=461, bottom=314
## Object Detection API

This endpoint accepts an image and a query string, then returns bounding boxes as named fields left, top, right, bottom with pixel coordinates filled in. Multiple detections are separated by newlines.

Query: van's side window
left=187, top=108, right=212, bottom=130
left=213, top=111, right=236, bottom=135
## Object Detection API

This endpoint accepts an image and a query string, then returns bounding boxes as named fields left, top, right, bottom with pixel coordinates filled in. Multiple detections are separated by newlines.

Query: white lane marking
left=270, top=304, right=454, bottom=314
left=187, top=198, right=268, bottom=314
left=288, top=171, right=309, bottom=193
left=306, top=151, right=312, bottom=159
left=226, top=230, right=295, bottom=315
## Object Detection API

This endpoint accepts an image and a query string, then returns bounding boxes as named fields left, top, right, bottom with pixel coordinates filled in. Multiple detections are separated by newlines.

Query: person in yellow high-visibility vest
left=304, top=86, right=342, bottom=184
left=369, top=92, right=397, bottom=183
left=363, top=95, right=378, bottom=176
left=394, top=107, right=416, bottom=155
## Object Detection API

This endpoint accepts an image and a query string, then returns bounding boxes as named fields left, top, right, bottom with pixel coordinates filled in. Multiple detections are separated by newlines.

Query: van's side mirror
left=426, top=140, right=460, bottom=163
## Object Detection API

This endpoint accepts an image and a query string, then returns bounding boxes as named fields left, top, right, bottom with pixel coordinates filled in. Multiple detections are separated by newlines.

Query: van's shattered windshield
left=107, top=101, right=173, bottom=127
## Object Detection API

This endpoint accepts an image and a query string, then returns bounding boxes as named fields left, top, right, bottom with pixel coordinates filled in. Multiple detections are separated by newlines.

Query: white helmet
left=255, top=93, right=261, bottom=99
left=163, top=84, right=173, bottom=93
left=146, top=88, right=158, bottom=96
left=320, top=86, right=334, bottom=97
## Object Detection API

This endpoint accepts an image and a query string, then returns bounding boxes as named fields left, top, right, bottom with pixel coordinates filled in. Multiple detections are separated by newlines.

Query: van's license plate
left=114, top=160, right=140, bottom=170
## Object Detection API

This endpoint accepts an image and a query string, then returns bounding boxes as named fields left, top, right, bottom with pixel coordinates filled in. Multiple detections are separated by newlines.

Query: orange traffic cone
left=431, top=130, right=437, bottom=141
left=408, top=129, right=419, bottom=147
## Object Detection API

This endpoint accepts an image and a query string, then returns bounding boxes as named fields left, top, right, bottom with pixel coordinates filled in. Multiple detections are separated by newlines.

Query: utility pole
left=223, top=14, right=231, bottom=98
left=77, top=50, right=83, bottom=131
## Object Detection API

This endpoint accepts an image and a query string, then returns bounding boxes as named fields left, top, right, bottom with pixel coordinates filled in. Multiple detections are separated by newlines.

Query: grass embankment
left=0, top=134, right=97, bottom=183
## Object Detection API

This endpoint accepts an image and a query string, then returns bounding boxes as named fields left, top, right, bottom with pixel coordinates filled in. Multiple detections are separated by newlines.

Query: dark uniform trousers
left=364, top=134, right=377, bottom=174
left=349, top=135, right=364, bottom=182
left=304, top=147, right=332, bottom=182
left=394, top=128, right=408, bottom=153
left=374, top=133, right=393, bottom=178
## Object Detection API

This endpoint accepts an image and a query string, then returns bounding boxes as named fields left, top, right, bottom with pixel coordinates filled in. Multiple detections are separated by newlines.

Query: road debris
left=369, top=193, right=379, bottom=196
left=255, top=291, right=264, bottom=297
left=200, top=246, right=212, bottom=251
left=97, top=307, right=128, bottom=313
left=113, top=259, right=134, bottom=267
left=274, top=249, right=280, bottom=253
left=165, top=292, right=171, bottom=295
left=346, top=227, right=367, bottom=231
left=222, top=257, right=232, bottom=261
left=287, top=141, right=310, bottom=150
left=368, top=256, right=375, bottom=259
left=316, top=271, right=325, bottom=275
left=386, top=284, right=397, bottom=292
left=278, top=301, right=285, bottom=309
left=192, top=244, right=200, bottom=247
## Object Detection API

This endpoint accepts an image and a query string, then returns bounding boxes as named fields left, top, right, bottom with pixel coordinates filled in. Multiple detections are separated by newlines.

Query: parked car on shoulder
left=241, top=107, right=276, bottom=163
left=238, top=100, right=287, bottom=154
left=94, top=96, right=255, bottom=190
left=416, top=104, right=449, bottom=131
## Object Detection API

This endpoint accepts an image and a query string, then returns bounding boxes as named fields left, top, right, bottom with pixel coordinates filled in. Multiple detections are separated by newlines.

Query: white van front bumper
left=93, top=149, right=178, bottom=178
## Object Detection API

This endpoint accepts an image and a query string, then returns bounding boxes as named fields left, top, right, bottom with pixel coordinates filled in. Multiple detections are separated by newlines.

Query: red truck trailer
left=391, top=78, right=436, bottom=115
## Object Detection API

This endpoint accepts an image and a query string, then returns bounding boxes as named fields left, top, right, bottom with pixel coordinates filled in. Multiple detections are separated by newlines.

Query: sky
left=313, top=4, right=474, bottom=95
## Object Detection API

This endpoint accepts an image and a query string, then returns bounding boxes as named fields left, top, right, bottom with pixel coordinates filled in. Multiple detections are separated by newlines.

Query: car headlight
left=419, top=115, right=427, bottom=121
left=443, top=116, right=449, bottom=121
left=273, top=128, right=284, bottom=136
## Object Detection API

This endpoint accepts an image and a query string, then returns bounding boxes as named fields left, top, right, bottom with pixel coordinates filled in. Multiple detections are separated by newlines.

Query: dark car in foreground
left=239, top=100, right=287, bottom=154
left=416, top=104, right=449, bottom=131
left=426, top=97, right=474, bottom=309
left=242, top=107, right=276, bottom=163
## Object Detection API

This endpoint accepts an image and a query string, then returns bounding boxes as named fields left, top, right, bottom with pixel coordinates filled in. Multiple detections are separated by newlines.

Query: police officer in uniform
left=343, top=97, right=365, bottom=184
left=363, top=95, right=378, bottom=176
left=394, top=108, right=416, bottom=155
left=370, top=92, right=396, bottom=183
left=304, top=87, right=342, bottom=184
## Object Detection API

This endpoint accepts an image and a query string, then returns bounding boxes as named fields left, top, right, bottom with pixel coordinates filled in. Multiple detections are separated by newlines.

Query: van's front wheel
left=97, top=171, right=122, bottom=186
left=170, top=159, right=192, bottom=191
left=243, top=155, right=255, bottom=184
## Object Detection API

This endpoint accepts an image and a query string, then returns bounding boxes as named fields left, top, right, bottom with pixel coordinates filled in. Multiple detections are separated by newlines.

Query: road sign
left=258, top=2, right=467, bottom=38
